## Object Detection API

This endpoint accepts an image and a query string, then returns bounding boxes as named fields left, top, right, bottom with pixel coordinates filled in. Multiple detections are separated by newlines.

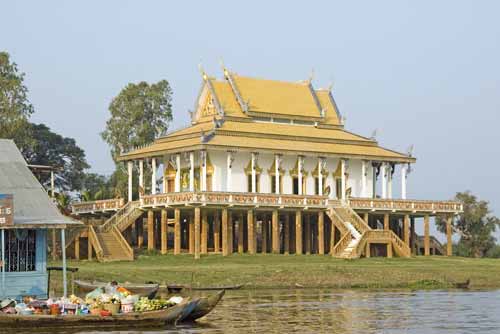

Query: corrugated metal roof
left=0, top=139, right=80, bottom=228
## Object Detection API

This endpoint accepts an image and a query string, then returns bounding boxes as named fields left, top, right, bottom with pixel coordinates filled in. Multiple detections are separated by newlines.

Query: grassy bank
left=49, top=254, right=500, bottom=294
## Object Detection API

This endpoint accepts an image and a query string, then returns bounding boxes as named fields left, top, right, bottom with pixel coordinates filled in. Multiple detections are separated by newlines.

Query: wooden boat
left=0, top=299, right=199, bottom=329
left=166, top=283, right=243, bottom=293
left=184, top=290, right=225, bottom=322
left=75, top=280, right=159, bottom=299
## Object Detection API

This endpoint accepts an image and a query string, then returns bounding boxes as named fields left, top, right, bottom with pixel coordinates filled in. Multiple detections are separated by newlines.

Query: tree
left=101, top=80, right=173, bottom=161
left=23, top=123, right=90, bottom=192
left=0, top=51, right=34, bottom=151
left=436, top=191, right=500, bottom=258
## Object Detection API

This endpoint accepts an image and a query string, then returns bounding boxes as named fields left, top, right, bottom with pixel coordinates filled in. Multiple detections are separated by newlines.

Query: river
left=9, top=289, right=500, bottom=333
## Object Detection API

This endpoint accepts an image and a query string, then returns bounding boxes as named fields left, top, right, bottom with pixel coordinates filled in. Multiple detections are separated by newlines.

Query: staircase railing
left=327, top=208, right=349, bottom=236
left=389, top=231, right=411, bottom=257
left=111, top=225, right=134, bottom=260
left=332, top=232, right=352, bottom=257
left=88, top=225, right=104, bottom=260
left=100, top=200, right=139, bottom=232
left=343, top=206, right=371, bottom=234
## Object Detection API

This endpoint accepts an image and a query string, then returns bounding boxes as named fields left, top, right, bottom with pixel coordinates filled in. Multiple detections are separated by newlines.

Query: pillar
left=201, top=210, right=208, bottom=254
left=318, top=211, right=325, bottom=255
left=305, top=214, right=311, bottom=255
left=222, top=208, right=229, bottom=256
left=361, top=160, right=367, bottom=197
left=227, top=151, right=233, bottom=192
left=365, top=242, right=371, bottom=258
left=194, top=207, right=201, bottom=259
left=189, top=151, right=195, bottom=191
left=139, top=159, right=144, bottom=192
left=284, top=213, right=290, bottom=255
left=340, top=159, right=346, bottom=200
left=52, top=229, right=57, bottom=260
left=298, top=156, right=303, bottom=195
left=403, top=214, right=410, bottom=246
left=275, top=155, right=281, bottom=194
left=446, top=216, right=453, bottom=256
left=201, top=150, right=207, bottom=191
left=238, top=213, right=244, bottom=254
left=147, top=210, right=154, bottom=250
left=228, top=212, right=233, bottom=254
left=161, top=209, right=167, bottom=254
left=387, top=243, right=393, bottom=258
left=189, top=212, right=194, bottom=254
left=247, top=209, right=255, bottom=254
left=174, top=208, right=181, bottom=255
left=384, top=213, right=390, bottom=231
left=401, top=164, right=407, bottom=199
left=87, top=232, right=92, bottom=260
left=381, top=163, right=387, bottom=199
left=272, top=209, right=279, bottom=254
left=137, top=219, right=143, bottom=248
left=295, top=210, right=302, bottom=254
left=175, top=154, right=181, bottom=192
left=127, top=160, right=133, bottom=202
left=262, top=215, right=268, bottom=253
left=424, top=214, right=430, bottom=256
left=151, top=157, right=157, bottom=194
left=387, top=164, right=393, bottom=199
left=410, top=217, right=416, bottom=255
left=74, top=234, right=80, bottom=260
left=330, top=224, right=336, bottom=255
left=251, top=152, right=257, bottom=193
left=214, top=211, right=221, bottom=253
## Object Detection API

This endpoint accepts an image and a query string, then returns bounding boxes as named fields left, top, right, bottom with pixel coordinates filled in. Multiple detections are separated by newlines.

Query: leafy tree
left=101, top=80, right=173, bottom=161
left=436, top=191, right=500, bottom=258
left=23, top=123, right=90, bottom=192
left=0, top=51, right=34, bottom=151
left=81, top=173, right=110, bottom=200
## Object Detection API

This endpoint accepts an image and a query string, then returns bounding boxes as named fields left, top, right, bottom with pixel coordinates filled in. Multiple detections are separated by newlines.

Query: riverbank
left=49, top=254, right=500, bottom=293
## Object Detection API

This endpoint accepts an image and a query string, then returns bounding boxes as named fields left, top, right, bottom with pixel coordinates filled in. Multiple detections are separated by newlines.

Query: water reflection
left=7, top=289, right=500, bottom=334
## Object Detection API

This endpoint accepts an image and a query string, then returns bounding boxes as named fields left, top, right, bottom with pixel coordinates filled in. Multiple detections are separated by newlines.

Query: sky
left=2, top=1, right=499, bottom=240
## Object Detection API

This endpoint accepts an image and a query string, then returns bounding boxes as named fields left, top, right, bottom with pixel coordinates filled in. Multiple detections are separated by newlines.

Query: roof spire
left=198, top=61, right=208, bottom=81
left=308, top=68, right=315, bottom=83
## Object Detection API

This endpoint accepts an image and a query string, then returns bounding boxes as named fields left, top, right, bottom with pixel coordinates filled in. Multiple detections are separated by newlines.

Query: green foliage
left=0, top=51, right=34, bottom=151
left=23, top=123, right=90, bottom=192
left=101, top=80, right=173, bottom=161
left=436, top=191, right=500, bottom=258
left=81, top=173, right=111, bottom=200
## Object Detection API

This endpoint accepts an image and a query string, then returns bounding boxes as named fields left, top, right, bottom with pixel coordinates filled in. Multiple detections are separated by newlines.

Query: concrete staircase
left=328, top=205, right=411, bottom=259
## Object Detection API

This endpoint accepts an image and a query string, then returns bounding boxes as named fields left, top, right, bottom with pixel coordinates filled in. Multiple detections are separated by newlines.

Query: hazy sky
left=2, top=1, right=499, bottom=239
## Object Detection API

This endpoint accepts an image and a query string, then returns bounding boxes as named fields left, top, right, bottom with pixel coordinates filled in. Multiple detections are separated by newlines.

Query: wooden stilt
left=387, top=243, right=393, bottom=258
left=284, top=213, right=290, bottom=255
left=74, top=234, right=80, bottom=260
left=194, top=207, right=201, bottom=259
left=318, top=211, right=324, bottom=255
left=222, top=208, right=229, bottom=256
left=201, top=210, right=208, bottom=254
left=365, top=242, right=371, bottom=258
left=228, top=212, right=234, bottom=254
left=295, top=210, right=302, bottom=255
left=262, top=215, right=268, bottom=254
left=147, top=210, right=154, bottom=251
left=272, top=209, right=279, bottom=254
left=247, top=209, right=255, bottom=254
left=214, top=211, right=221, bottom=253
left=161, top=209, right=167, bottom=254
left=410, top=217, right=416, bottom=255
left=87, top=231, right=92, bottom=260
left=424, top=215, right=430, bottom=256
left=446, top=215, right=453, bottom=256
left=137, top=219, right=143, bottom=248
left=383, top=213, right=390, bottom=231
left=305, top=214, right=311, bottom=255
left=330, top=224, right=336, bottom=255
left=174, top=208, right=181, bottom=255
left=403, top=214, right=410, bottom=247
left=189, top=212, right=194, bottom=254
left=238, top=213, right=244, bottom=254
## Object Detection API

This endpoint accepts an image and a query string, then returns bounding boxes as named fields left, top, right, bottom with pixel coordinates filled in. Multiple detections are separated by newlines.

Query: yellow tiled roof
left=316, top=90, right=341, bottom=125
left=211, top=81, right=248, bottom=118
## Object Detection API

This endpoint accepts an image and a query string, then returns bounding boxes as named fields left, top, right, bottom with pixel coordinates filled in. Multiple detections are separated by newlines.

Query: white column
left=381, top=163, right=387, bottom=199
left=189, top=152, right=195, bottom=191
left=387, top=164, right=393, bottom=199
left=175, top=154, right=181, bottom=192
left=201, top=150, right=207, bottom=191
left=139, top=159, right=144, bottom=191
left=127, top=161, right=133, bottom=202
left=151, top=157, right=157, bottom=195
left=361, top=160, right=367, bottom=197
left=251, top=152, right=257, bottom=193
left=61, top=229, right=67, bottom=298
left=298, top=156, right=303, bottom=195
left=401, top=164, right=408, bottom=199
left=341, top=159, right=346, bottom=200
left=275, top=154, right=280, bottom=194
left=227, top=151, right=233, bottom=192
left=50, top=171, right=55, bottom=198
left=318, top=157, right=323, bottom=196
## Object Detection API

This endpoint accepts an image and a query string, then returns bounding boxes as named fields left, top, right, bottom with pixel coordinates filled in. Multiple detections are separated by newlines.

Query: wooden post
left=424, top=214, right=430, bottom=256
left=161, top=209, right=167, bottom=254
left=387, top=243, right=393, bottom=258
left=305, top=214, right=311, bottom=255
left=295, top=210, right=302, bottom=255
left=410, top=217, right=416, bottom=255
left=365, top=242, right=371, bottom=258
left=330, top=224, right=336, bottom=255
left=194, top=207, right=201, bottom=259
left=137, top=219, right=143, bottom=248
left=247, top=209, right=255, bottom=254
left=189, top=212, right=194, bottom=254
left=403, top=214, right=410, bottom=246
left=238, top=213, right=244, bottom=254
left=363, top=212, right=369, bottom=224
left=262, top=215, right=268, bottom=254
left=384, top=213, right=390, bottom=231
left=446, top=216, right=453, bottom=256
left=52, top=229, right=57, bottom=260
left=214, top=211, right=221, bottom=253
left=87, top=231, right=92, bottom=260
left=147, top=210, right=154, bottom=251
left=222, top=209, right=229, bottom=256
left=284, top=213, right=290, bottom=255
left=74, top=234, right=80, bottom=260
left=318, top=211, right=325, bottom=255
left=228, top=212, right=234, bottom=254
left=174, top=208, right=181, bottom=255
left=272, top=209, right=279, bottom=254
left=201, top=210, right=208, bottom=254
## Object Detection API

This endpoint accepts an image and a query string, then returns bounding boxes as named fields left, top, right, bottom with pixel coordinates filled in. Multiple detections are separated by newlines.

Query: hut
left=0, top=139, right=80, bottom=300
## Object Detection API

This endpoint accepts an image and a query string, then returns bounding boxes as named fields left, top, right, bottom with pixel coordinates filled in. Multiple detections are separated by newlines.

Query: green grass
left=48, top=254, right=500, bottom=294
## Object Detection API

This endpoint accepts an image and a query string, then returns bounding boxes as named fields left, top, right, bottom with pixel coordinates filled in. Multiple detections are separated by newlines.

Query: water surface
left=9, top=289, right=500, bottom=334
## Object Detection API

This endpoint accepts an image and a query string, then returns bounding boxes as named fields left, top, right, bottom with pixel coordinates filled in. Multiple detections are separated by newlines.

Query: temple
left=71, top=66, right=462, bottom=261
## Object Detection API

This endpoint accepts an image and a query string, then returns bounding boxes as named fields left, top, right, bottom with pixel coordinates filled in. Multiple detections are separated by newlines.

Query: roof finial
left=219, top=58, right=229, bottom=78
left=308, top=68, right=315, bottom=83
left=370, top=129, right=378, bottom=140
left=406, top=144, right=414, bottom=157
left=198, top=61, right=208, bottom=81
